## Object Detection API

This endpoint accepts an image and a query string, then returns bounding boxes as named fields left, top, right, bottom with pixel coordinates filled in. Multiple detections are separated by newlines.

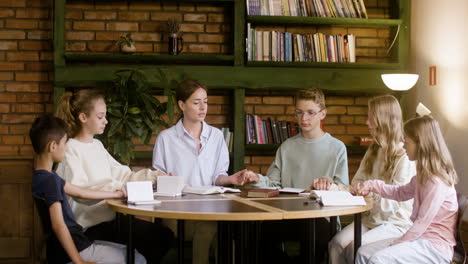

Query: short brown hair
left=295, top=88, right=326, bottom=109
left=29, top=114, right=68, bottom=154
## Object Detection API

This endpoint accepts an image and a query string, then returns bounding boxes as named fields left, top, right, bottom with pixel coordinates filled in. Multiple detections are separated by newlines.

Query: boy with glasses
left=245, top=88, right=349, bottom=262
left=246, top=87, right=348, bottom=191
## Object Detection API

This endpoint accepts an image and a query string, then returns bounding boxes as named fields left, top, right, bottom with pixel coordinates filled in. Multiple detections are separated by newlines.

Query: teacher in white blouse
left=152, top=79, right=253, bottom=264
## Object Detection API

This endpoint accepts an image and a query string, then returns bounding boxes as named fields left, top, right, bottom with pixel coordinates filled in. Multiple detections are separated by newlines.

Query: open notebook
left=183, top=185, right=241, bottom=195
left=262, top=186, right=306, bottom=194
left=127, top=181, right=161, bottom=205
left=310, top=190, right=366, bottom=206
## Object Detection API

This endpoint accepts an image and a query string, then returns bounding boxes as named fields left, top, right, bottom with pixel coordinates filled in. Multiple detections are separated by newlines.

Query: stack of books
left=246, top=0, right=368, bottom=18
left=245, top=115, right=299, bottom=144
left=246, top=26, right=356, bottom=63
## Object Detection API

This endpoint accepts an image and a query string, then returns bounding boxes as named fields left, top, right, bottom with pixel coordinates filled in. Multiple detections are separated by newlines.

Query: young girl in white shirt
left=353, top=115, right=458, bottom=264
left=55, top=89, right=174, bottom=264
left=152, top=79, right=252, bottom=264
left=329, top=95, right=415, bottom=263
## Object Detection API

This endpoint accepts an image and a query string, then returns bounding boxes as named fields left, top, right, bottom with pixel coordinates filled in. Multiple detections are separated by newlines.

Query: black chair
left=33, top=196, right=52, bottom=264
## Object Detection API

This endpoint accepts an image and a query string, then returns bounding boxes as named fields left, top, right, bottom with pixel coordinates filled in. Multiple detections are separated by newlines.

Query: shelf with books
left=244, top=0, right=409, bottom=66
left=246, top=16, right=402, bottom=26
left=246, top=61, right=401, bottom=69
left=246, top=0, right=370, bottom=18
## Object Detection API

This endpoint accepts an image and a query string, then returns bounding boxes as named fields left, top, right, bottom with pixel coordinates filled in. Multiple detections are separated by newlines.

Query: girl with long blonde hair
left=329, top=95, right=415, bottom=264
left=354, top=116, right=458, bottom=264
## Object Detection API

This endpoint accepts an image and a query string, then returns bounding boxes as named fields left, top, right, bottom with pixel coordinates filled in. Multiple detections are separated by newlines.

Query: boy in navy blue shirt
left=30, top=115, right=146, bottom=264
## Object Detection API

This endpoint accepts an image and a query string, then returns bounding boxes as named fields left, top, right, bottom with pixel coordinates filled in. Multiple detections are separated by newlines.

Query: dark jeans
left=85, top=216, right=175, bottom=264
left=260, top=218, right=331, bottom=264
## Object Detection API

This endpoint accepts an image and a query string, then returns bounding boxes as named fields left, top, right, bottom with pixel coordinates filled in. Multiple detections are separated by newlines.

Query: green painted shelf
left=246, top=61, right=401, bottom=69
left=65, top=54, right=235, bottom=65
left=247, top=16, right=402, bottom=26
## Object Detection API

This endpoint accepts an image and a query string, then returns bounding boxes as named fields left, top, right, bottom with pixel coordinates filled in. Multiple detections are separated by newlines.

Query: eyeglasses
left=294, top=109, right=324, bottom=119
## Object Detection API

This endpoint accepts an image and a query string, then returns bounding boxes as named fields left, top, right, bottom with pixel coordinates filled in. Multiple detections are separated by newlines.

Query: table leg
left=330, top=216, right=338, bottom=238
left=218, top=221, right=232, bottom=264
left=305, top=218, right=316, bottom=264
left=177, top=219, right=185, bottom=264
left=235, top=222, right=246, bottom=264
left=250, top=221, right=260, bottom=264
left=126, top=214, right=135, bottom=264
left=354, top=213, right=362, bottom=261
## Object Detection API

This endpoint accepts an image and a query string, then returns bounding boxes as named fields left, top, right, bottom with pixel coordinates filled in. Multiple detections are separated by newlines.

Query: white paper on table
left=127, top=181, right=161, bottom=205
left=310, top=190, right=366, bottom=206
left=155, top=176, right=185, bottom=196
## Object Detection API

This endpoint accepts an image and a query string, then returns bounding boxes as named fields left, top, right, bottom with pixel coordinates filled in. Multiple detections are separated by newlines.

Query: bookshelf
left=54, top=0, right=410, bottom=172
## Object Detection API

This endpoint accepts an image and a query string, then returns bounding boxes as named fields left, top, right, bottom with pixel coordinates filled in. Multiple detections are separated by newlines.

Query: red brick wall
left=65, top=1, right=232, bottom=54
left=0, top=0, right=53, bottom=158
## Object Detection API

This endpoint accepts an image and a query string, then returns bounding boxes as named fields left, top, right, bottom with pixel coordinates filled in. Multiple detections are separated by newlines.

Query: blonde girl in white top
left=55, top=89, right=174, bottom=264
left=328, top=95, right=415, bottom=264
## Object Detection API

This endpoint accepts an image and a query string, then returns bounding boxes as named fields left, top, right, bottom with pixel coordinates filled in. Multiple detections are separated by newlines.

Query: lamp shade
left=381, top=74, right=419, bottom=91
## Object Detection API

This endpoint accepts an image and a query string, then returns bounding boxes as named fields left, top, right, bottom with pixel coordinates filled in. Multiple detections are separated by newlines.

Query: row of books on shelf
left=246, top=0, right=368, bottom=18
left=221, top=128, right=234, bottom=152
left=247, top=25, right=356, bottom=63
left=246, top=115, right=300, bottom=144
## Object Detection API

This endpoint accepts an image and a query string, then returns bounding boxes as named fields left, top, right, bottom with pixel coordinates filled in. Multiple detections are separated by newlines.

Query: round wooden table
left=107, top=193, right=372, bottom=264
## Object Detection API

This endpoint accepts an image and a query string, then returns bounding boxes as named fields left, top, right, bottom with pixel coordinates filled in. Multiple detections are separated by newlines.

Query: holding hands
left=228, top=169, right=258, bottom=186
left=311, top=177, right=332, bottom=190
left=350, top=182, right=371, bottom=196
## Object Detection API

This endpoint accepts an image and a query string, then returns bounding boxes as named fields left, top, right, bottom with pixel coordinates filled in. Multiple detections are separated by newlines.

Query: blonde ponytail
left=55, top=89, right=104, bottom=138
left=56, top=92, right=78, bottom=138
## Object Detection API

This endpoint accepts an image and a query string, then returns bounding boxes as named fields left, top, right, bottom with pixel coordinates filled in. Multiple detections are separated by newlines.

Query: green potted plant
left=116, top=33, right=136, bottom=53
left=166, top=18, right=183, bottom=55
left=99, top=69, right=168, bottom=164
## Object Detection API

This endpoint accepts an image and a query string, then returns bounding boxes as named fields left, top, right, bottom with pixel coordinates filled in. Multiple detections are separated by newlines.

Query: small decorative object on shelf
left=116, top=33, right=136, bottom=53
left=166, top=18, right=183, bottom=55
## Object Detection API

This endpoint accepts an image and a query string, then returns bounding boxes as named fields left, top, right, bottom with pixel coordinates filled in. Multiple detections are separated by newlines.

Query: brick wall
left=65, top=1, right=232, bottom=54
left=0, top=0, right=53, bottom=158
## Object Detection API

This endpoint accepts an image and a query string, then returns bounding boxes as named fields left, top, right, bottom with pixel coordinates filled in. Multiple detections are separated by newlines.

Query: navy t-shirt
left=32, top=170, right=93, bottom=264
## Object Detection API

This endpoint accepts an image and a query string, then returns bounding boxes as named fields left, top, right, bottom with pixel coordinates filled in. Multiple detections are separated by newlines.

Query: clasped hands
left=309, top=178, right=372, bottom=197
left=229, top=169, right=259, bottom=186
left=350, top=182, right=371, bottom=196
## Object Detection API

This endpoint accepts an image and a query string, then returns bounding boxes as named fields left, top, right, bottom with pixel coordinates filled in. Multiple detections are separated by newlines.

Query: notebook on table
left=154, top=176, right=185, bottom=197
left=183, top=185, right=241, bottom=195
left=309, top=190, right=366, bottom=206
left=126, top=181, right=161, bottom=205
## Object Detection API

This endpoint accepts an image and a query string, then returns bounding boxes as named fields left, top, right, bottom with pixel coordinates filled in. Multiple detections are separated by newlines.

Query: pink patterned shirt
left=365, top=175, right=458, bottom=259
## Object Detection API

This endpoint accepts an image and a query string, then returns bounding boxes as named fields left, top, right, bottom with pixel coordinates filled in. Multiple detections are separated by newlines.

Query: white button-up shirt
left=152, top=119, right=229, bottom=187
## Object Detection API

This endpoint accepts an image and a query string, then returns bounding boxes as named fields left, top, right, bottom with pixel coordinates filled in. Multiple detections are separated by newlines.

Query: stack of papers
left=310, top=190, right=366, bottom=206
